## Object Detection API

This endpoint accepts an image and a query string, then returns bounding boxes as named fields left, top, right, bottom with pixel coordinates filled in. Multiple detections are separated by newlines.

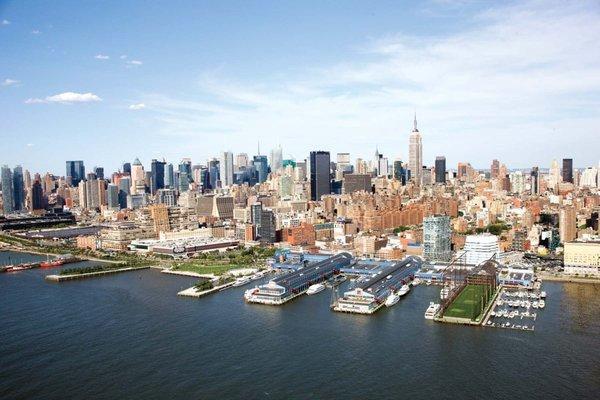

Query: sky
left=1, top=0, right=600, bottom=175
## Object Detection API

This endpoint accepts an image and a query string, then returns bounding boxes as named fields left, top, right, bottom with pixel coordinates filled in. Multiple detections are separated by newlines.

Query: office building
left=1, top=165, right=14, bottom=214
left=66, top=160, right=85, bottom=186
left=408, top=114, right=423, bottom=185
left=562, top=158, right=573, bottom=183
left=220, top=151, right=234, bottom=187
left=435, top=156, right=446, bottom=184
left=310, top=151, right=331, bottom=201
left=12, top=165, right=24, bottom=211
left=343, top=174, right=372, bottom=194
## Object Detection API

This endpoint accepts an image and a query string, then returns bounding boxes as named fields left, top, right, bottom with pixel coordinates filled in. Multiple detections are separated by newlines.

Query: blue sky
left=1, top=0, right=600, bottom=175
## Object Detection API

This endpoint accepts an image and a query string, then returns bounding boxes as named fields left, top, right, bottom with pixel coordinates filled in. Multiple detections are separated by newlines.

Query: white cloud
left=1, top=19, right=10, bottom=25
left=94, top=54, right=110, bottom=60
left=31, top=29, right=41, bottom=34
left=2, top=78, right=20, bottom=86
left=140, top=1, right=600, bottom=167
left=129, top=103, right=146, bottom=110
left=26, top=143, right=34, bottom=147
left=120, top=54, right=127, bottom=59
left=26, top=92, right=102, bottom=104
left=126, top=60, right=143, bottom=66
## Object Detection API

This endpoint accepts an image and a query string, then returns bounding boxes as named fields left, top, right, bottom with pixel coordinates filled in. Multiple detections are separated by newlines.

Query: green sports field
left=444, top=284, right=489, bottom=321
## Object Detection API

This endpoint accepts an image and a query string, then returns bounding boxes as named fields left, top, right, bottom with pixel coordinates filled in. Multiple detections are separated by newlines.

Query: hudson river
left=1, top=251, right=599, bottom=399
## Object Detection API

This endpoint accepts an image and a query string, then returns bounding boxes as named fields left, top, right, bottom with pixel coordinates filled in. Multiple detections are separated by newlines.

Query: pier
left=245, top=252, right=353, bottom=305
left=332, top=256, right=421, bottom=314
left=45, top=266, right=150, bottom=282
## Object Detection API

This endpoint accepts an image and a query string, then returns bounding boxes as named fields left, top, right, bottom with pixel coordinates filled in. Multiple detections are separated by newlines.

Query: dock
left=332, top=256, right=420, bottom=314
left=246, top=252, right=353, bottom=305
left=45, top=266, right=150, bottom=282
left=178, top=281, right=235, bottom=298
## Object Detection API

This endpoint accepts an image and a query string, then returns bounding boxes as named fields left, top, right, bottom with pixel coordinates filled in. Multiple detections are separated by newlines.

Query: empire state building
left=408, top=113, right=423, bottom=186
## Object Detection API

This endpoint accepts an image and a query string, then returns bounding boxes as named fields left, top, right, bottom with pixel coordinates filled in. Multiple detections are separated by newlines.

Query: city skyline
left=1, top=1, right=600, bottom=172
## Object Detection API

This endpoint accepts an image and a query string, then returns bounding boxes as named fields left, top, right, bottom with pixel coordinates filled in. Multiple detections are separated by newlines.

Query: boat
left=243, top=287, right=259, bottom=300
left=40, top=259, right=64, bottom=268
left=398, top=284, right=410, bottom=297
left=540, top=291, right=547, bottom=298
left=539, top=300, right=545, bottom=309
left=532, top=301, right=539, bottom=309
left=411, top=278, right=421, bottom=286
left=385, top=292, right=400, bottom=307
left=424, top=302, right=441, bottom=319
left=306, top=283, right=326, bottom=295
left=425, top=280, right=432, bottom=286
left=233, top=276, right=251, bottom=287
left=440, top=286, right=450, bottom=300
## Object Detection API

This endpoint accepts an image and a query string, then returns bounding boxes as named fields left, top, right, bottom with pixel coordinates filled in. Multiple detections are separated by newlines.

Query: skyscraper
left=435, top=156, right=446, bottom=184
left=253, top=155, right=268, bottom=184
left=130, top=158, right=145, bottom=194
left=150, top=159, right=166, bottom=194
left=220, top=151, right=234, bottom=187
left=393, top=160, right=406, bottom=185
left=408, top=114, right=423, bottom=186
left=94, top=166, right=105, bottom=180
left=309, top=151, right=331, bottom=201
left=562, top=158, right=573, bottom=183
left=270, top=145, right=283, bottom=172
left=66, top=160, right=85, bottom=186
left=122, top=162, right=131, bottom=175
left=1, top=165, right=14, bottom=214
left=164, top=163, right=174, bottom=188
left=107, top=183, right=119, bottom=209
left=12, top=165, right=24, bottom=211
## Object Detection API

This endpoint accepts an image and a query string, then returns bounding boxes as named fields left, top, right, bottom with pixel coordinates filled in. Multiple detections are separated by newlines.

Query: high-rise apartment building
left=423, top=215, right=452, bottom=262
left=559, top=206, right=576, bottom=243
left=309, top=151, right=331, bottom=201
left=491, top=159, right=500, bottom=179
left=408, top=114, right=423, bottom=186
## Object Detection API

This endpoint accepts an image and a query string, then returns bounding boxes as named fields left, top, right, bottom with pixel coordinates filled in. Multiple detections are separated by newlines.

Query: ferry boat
left=398, top=284, right=410, bottom=297
left=424, top=302, right=440, bottom=319
left=233, top=276, right=251, bottom=287
left=306, top=283, right=326, bottom=295
left=385, top=292, right=400, bottom=307
left=243, top=287, right=259, bottom=300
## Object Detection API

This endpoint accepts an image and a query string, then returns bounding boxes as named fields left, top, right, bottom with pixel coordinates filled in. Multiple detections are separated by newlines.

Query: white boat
left=243, top=287, right=259, bottom=300
left=440, top=286, right=450, bottom=300
left=398, top=284, right=410, bottom=297
left=385, top=292, right=400, bottom=307
left=532, top=301, right=539, bottom=309
left=539, top=300, right=545, bottom=309
left=233, top=276, right=251, bottom=287
left=306, top=283, right=326, bottom=295
left=425, top=280, right=432, bottom=286
left=412, top=278, right=421, bottom=286
left=540, top=291, right=547, bottom=298
left=424, top=302, right=440, bottom=319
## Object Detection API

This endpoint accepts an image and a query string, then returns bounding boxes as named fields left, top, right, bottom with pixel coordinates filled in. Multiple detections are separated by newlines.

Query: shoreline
left=1, top=246, right=125, bottom=265
left=538, top=274, right=600, bottom=284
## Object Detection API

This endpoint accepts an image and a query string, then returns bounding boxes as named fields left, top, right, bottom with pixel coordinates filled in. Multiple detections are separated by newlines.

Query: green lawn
left=444, top=284, right=489, bottom=321
left=171, top=262, right=246, bottom=276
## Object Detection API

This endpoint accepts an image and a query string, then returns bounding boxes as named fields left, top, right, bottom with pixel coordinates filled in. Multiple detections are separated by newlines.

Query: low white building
left=459, top=233, right=501, bottom=266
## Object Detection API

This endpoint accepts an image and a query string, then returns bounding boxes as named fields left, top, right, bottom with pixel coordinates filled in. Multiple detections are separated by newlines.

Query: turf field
left=444, top=284, right=489, bottom=320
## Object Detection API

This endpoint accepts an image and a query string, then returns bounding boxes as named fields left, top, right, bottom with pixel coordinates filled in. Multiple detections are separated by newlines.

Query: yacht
left=539, top=300, right=545, bottom=309
left=412, top=278, right=421, bottom=286
left=385, top=292, right=400, bottom=307
left=233, top=276, right=251, bottom=287
left=540, top=291, right=547, bottom=299
left=306, top=283, right=326, bottom=295
left=424, top=302, right=441, bottom=319
left=398, top=284, right=410, bottom=297
left=440, top=286, right=450, bottom=300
